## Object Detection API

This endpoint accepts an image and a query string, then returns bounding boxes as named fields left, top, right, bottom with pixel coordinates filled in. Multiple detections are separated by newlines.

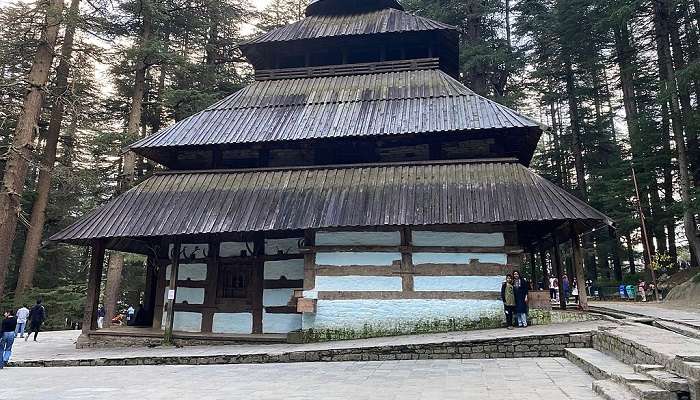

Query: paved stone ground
left=593, top=301, right=700, bottom=329
left=9, top=320, right=610, bottom=365
left=0, top=358, right=603, bottom=400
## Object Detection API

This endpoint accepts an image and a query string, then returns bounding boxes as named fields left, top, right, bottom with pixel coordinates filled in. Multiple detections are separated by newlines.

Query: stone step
left=641, top=369, right=689, bottom=394
left=633, top=363, right=689, bottom=393
left=593, top=325, right=700, bottom=400
left=634, top=365, right=666, bottom=373
left=566, top=348, right=674, bottom=400
left=593, top=379, right=641, bottom=400
left=653, top=320, right=700, bottom=340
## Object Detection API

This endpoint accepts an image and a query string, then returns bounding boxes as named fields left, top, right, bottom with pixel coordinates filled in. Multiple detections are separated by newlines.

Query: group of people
left=547, top=275, right=582, bottom=304
left=0, top=299, right=46, bottom=369
left=500, top=271, right=530, bottom=329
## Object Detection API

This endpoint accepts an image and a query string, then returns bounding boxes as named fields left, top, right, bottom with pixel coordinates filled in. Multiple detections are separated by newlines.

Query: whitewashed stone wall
left=303, top=230, right=514, bottom=332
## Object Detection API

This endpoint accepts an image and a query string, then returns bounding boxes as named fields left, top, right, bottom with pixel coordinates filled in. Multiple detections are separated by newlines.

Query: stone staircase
left=566, top=322, right=700, bottom=400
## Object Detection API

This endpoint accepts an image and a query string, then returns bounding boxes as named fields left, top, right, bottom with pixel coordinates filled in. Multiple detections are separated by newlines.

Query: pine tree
left=0, top=0, right=64, bottom=300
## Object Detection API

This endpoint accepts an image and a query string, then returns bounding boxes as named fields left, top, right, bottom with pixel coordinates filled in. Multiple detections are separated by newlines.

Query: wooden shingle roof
left=51, top=159, right=611, bottom=248
left=129, top=68, right=540, bottom=153
left=240, top=8, right=456, bottom=47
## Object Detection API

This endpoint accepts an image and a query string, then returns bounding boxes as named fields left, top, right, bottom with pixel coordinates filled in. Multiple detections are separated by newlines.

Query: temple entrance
left=216, top=260, right=256, bottom=314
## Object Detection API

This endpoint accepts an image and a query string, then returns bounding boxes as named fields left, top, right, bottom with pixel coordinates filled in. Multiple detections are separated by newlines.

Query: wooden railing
left=254, top=58, right=441, bottom=81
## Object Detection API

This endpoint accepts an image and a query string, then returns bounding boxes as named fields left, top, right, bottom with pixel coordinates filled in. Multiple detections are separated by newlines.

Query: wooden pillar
left=303, top=230, right=316, bottom=290
left=528, top=249, right=537, bottom=289
left=143, top=256, right=156, bottom=310
left=82, top=240, right=105, bottom=334
left=400, top=228, right=414, bottom=291
left=571, top=226, right=589, bottom=310
left=540, top=248, right=549, bottom=289
left=164, top=240, right=180, bottom=342
left=552, top=233, right=566, bottom=310
left=252, top=235, right=265, bottom=334
left=152, top=260, right=166, bottom=330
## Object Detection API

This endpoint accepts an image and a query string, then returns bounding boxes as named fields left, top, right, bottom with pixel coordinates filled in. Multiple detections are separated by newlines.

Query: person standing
left=25, top=299, right=46, bottom=342
left=562, top=275, right=570, bottom=302
left=0, top=310, right=18, bottom=369
left=512, top=271, right=529, bottom=328
left=501, top=274, right=516, bottom=330
left=97, top=305, right=106, bottom=329
left=15, top=304, right=29, bottom=338
left=638, top=280, right=647, bottom=302
left=126, top=305, right=135, bottom=326
left=549, top=277, right=557, bottom=300
left=572, top=279, right=579, bottom=304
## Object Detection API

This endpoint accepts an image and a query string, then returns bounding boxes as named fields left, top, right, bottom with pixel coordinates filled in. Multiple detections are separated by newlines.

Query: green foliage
left=1, top=285, right=86, bottom=330
left=293, top=310, right=554, bottom=343
left=692, top=273, right=700, bottom=284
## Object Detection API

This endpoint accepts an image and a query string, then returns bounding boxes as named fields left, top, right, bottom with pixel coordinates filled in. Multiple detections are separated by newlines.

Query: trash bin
left=619, top=285, right=627, bottom=299
left=626, top=285, right=636, bottom=300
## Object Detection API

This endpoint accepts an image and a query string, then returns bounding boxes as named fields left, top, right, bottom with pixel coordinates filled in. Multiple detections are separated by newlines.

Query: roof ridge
left=240, top=7, right=456, bottom=47
left=154, top=157, right=521, bottom=176
left=204, top=69, right=470, bottom=112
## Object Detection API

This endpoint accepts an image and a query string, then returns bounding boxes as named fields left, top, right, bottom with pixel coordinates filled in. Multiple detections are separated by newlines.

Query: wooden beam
left=303, top=245, right=519, bottom=254
left=571, top=224, right=589, bottom=310
left=82, top=240, right=105, bottom=334
left=552, top=234, right=566, bottom=310
left=316, top=291, right=500, bottom=300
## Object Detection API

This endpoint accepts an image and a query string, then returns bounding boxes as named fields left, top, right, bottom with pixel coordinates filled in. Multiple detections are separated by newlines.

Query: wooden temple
left=51, top=0, right=612, bottom=346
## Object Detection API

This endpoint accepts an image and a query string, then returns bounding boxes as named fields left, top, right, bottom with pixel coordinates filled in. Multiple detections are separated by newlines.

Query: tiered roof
left=51, top=159, right=611, bottom=246
left=130, top=67, right=539, bottom=154
left=50, top=0, right=612, bottom=251
left=239, top=8, right=455, bottom=47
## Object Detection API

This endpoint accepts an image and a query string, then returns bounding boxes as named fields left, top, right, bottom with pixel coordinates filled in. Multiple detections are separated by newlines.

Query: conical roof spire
left=305, top=0, right=403, bottom=16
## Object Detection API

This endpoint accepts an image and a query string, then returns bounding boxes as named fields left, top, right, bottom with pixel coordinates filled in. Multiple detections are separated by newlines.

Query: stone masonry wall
left=29, top=332, right=592, bottom=368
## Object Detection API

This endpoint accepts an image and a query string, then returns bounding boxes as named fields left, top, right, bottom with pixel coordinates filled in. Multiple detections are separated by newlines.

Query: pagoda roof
left=240, top=8, right=456, bottom=48
left=129, top=67, right=541, bottom=155
left=50, top=159, right=611, bottom=251
left=305, top=0, right=403, bottom=16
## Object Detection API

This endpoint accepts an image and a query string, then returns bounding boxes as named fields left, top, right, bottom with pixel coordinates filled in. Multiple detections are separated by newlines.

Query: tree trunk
left=667, top=2, right=700, bottom=185
left=103, top=252, right=124, bottom=327
left=0, top=0, right=63, bottom=300
left=656, top=11, right=679, bottom=267
left=120, top=0, right=152, bottom=189
left=564, top=59, right=586, bottom=199
left=14, top=0, right=81, bottom=305
left=609, top=227, right=623, bottom=281
left=654, top=0, right=700, bottom=266
left=106, top=0, right=153, bottom=316
left=613, top=21, right=659, bottom=264
left=625, top=232, right=636, bottom=274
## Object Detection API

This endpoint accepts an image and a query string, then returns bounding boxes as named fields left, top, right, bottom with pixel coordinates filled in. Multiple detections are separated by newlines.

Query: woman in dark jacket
left=1, top=309, right=18, bottom=368
left=512, top=270, right=529, bottom=327
left=501, top=274, right=516, bottom=329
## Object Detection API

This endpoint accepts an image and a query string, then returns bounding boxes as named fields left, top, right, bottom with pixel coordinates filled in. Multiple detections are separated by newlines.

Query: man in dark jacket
left=25, top=299, right=46, bottom=342
left=512, top=271, right=529, bottom=328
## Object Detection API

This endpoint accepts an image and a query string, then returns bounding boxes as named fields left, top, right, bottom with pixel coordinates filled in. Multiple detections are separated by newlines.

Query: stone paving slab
left=0, top=358, right=604, bottom=400
left=8, top=320, right=612, bottom=368
left=593, top=301, right=700, bottom=329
